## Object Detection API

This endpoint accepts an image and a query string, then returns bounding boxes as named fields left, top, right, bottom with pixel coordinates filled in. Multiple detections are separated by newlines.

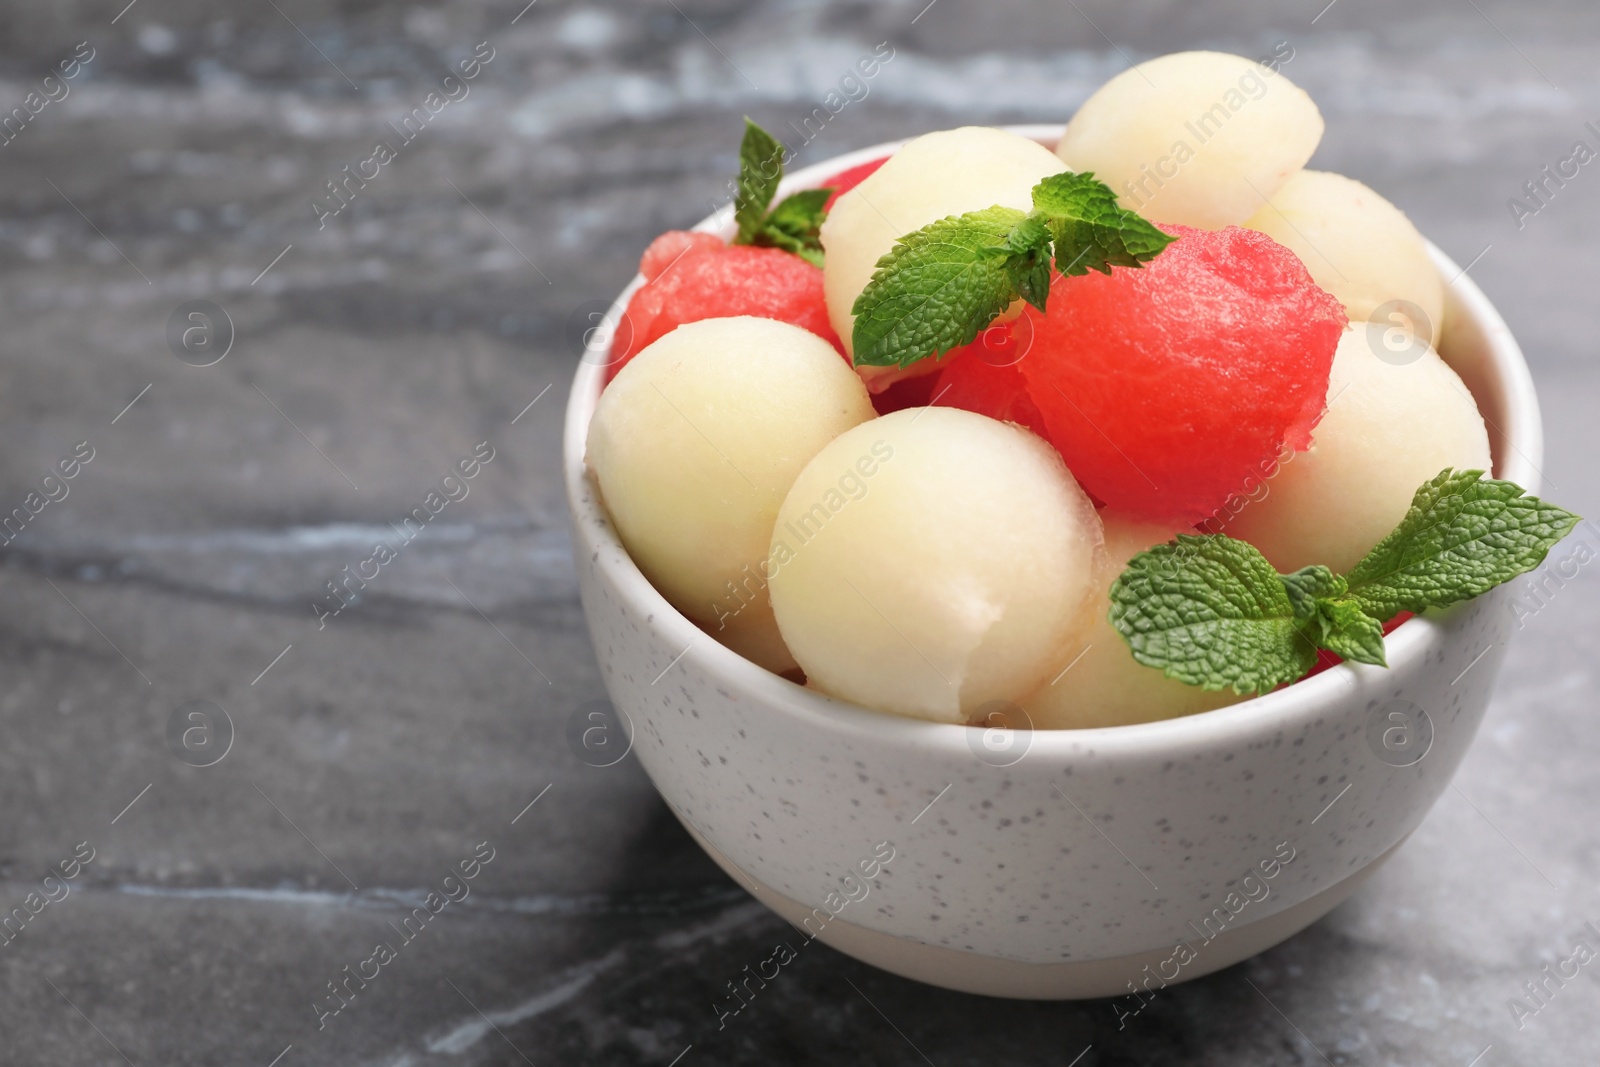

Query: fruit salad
left=585, top=50, right=1579, bottom=730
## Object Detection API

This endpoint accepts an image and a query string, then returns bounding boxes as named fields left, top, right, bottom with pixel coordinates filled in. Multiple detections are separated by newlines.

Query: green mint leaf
left=752, top=225, right=808, bottom=259
left=754, top=188, right=832, bottom=267
left=1002, top=212, right=1051, bottom=254
left=1011, top=253, right=1053, bottom=313
left=758, top=231, right=825, bottom=268
left=753, top=224, right=824, bottom=267
left=1030, top=171, right=1176, bottom=278
left=731, top=123, right=832, bottom=266
left=1108, top=534, right=1317, bottom=694
left=734, top=118, right=785, bottom=245
left=1343, top=469, right=1582, bottom=619
left=764, top=188, right=831, bottom=237
left=1280, top=565, right=1346, bottom=619
left=1002, top=213, right=1054, bottom=312
left=1306, top=600, right=1388, bottom=667
left=849, top=206, right=1037, bottom=368
left=844, top=169, right=1174, bottom=367
left=1278, top=566, right=1386, bottom=666
left=1108, top=468, right=1581, bottom=693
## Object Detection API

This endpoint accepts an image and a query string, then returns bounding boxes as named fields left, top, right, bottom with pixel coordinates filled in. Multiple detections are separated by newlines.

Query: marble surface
left=1, top=0, right=1597, bottom=1063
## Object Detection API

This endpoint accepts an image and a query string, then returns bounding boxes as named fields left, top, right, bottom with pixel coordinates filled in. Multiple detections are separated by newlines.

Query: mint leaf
left=752, top=227, right=815, bottom=263
left=1030, top=171, right=1176, bottom=277
left=754, top=188, right=832, bottom=267
left=1308, top=600, right=1388, bottom=667
left=850, top=206, right=1038, bottom=368
left=1108, top=468, right=1580, bottom=692
left=1108, top=535, right=1317, bottom=694
left=1002, top=213, right=1054, bottom=312
left=847, top=169, right=1173, bottom=367
left=1344, top=469, right=1581, bottom=619
left=1280, top=565, right=1345, bottom=618
left=734, top=119, right=784, bottom=245
left=730, top=122, right=833, bottom=266
left=764, top=188, right=831, bottom=236
left=1277, top=566, right=1386, bottom=667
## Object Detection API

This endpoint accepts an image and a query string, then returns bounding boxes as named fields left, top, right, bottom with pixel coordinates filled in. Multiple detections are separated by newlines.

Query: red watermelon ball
left=931, top=324, right=1050, bottom=440
left=605, top=231, right=842, bottom=382
left=1018, top=225, right=1347, bottom=523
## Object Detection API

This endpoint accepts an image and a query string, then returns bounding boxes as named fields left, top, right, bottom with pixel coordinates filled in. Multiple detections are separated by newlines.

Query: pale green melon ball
left=1244, top=169, right=1443, bottom=347
left=820, top=126, right=1066, bottom=390
left=1224, top=327, right=1492, bottom=574
left=586, top=316, right=876, bottom=673
left=1023, top=513, right=1245, bottom=730
left=768, top=407, right=1102, bottom=722
left=1056, top=50, right=1323, bottom=229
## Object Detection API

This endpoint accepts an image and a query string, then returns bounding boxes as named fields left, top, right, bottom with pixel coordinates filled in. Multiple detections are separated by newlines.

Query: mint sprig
left=732, top=118, right=831, bottom=267
left=849, top=206, right=1033, bottom=370
left=1109, top=469, right=1580, bottom=694
left=1280, top=567, right=1388, bottom=667
left=850, top=171, right=1174, bottom=368
left=1031, top=171, right=1178, bottom=276
left=1107, top=534, right=1319, bottom=694
left=1341, top=469, right=1579, bottom=619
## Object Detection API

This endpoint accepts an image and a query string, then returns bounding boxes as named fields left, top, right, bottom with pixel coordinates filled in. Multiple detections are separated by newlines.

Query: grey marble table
left=1, top=0, right=1597, bottom=1063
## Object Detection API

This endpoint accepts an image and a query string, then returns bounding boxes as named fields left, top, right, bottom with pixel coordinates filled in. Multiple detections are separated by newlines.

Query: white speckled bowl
left=563, top=127, right=1543, bottom=999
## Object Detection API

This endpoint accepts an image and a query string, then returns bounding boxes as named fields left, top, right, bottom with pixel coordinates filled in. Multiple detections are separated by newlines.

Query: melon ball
left=1023, top=514, right=1245, bottom=730
left=820, top=126, right=1066, bottom=387
left=587, top=316, right=876, bottom=673
left=1242, top=169, right=1443, bottom=347
left=1224, top=327, right=1492, bottom=575
left=1056, top=50, right=1323, bottom=229
left=767, top=407, right=1102, bottom=722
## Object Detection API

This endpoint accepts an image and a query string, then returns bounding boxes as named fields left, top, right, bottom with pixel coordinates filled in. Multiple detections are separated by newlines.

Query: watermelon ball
left=1018, top=224, right=1347, bottom=524
left=638, top=229, right=722, bottom=278
left=605, top=231, right=841, bottom=382
left=931, top=324, right=1049, bottom=440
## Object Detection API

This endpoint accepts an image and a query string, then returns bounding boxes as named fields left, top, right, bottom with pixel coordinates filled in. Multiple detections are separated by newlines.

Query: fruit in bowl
left=565, top=50, right=1576, bottom=998
left=584, top=56, right=1575, bottom=730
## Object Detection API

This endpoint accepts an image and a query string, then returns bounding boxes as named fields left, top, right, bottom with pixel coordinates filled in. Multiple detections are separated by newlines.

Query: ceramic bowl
left=562, top=127, right=1543, bottom=999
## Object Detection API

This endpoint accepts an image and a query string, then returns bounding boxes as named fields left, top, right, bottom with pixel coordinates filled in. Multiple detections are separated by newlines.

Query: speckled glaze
left=563, top=128, right=1544, bottom=995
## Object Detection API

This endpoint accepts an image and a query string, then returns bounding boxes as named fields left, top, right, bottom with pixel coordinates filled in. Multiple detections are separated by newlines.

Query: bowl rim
left=562, top=123, right=1544, bottom=757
